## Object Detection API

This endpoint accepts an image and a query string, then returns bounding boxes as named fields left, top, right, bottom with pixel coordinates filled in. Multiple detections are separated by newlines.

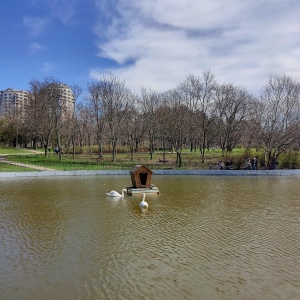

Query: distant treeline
left=1, top=72, right=300, bottom=168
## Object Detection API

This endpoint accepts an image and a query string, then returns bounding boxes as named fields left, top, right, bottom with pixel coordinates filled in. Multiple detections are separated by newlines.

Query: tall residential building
left=56, top=83, right=75, bottom=114
left=0, top=88, right=29, bottom=117
left=0, top=84, right=75, bottom=118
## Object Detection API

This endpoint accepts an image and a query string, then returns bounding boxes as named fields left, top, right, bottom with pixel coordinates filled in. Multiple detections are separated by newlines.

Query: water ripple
left=1, top=176, right=300, bottom=299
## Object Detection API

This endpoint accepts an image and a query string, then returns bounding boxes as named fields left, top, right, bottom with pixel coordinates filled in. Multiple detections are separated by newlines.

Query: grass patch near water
left=0, top=162, right=36, bottom=172
left=2, top=147, right=300, bottom=171
left=0, top=148, right=31, bottom=155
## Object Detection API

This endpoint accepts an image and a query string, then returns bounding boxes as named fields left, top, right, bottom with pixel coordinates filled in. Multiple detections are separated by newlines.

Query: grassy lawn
left=5, top=153, right=176, bottom=171
left=3, top=148, right=238, bottom=171
left=0, top=162, right=37, bottom=172
left=0, top=148, right=32, bottom=155
left=1, top=146, right=299, bottom=171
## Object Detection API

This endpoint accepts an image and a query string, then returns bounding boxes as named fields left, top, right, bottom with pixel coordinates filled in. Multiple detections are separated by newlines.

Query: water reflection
left=0, top=175, right=300, bottom=299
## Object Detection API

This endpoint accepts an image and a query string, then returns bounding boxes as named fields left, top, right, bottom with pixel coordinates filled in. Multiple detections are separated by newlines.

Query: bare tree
left=162, top=90, right=190, bottom=167
left=176, top=80, right=199, bottom=152
left=213, top=84, right=251, bottom=158
left=87, top=81, right=106, bottom=159
left=122, top=93, right=146, bottom=161
left=238, top=96, right=260, bottom=149
left=48, top=81, right=75, bottom=161
left=25, top=82, right=44, bottom=150
left=77, top=102, right=95, bottom=155
left=0, top=111, right=21, bottom=147
left=101, top=74, right=130, bottom=162
left=155, top=101, right=172, bottom=163
left=139, top=88, right=161, bottom=160
left=28, top=77, right=59, bottom=157
left=27, top=77, right=74, bottom=159
left=69, top=84, right=82, bottom=159
left=178, top=70, right=217, bottom=163
left=256, top=74, right=300, bottom=168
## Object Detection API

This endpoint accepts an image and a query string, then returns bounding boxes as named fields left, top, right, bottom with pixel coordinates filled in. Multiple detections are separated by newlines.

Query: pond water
left=0, top=175, right=300, bottom=300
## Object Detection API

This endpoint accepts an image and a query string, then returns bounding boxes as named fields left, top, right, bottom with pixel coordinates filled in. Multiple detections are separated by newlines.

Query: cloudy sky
left=1, top=0, right=299, bottom=95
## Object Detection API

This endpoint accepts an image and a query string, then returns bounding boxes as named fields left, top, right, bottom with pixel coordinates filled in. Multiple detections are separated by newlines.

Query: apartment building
left=0, top=88, right=29, bottom=117
left=56, top=83, right=75, bottom=114
left=0, top=84, right=75, bottom=118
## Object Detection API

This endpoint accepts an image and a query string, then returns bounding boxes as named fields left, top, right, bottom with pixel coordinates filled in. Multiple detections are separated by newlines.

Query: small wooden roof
left=130, top=164, right=153, bottom=174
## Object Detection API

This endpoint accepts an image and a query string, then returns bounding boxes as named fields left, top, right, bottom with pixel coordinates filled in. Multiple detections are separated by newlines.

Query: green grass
left=4, top=154, right=177, bottom=171
left=0, top=162, right=37, bottom=172
left=0, top=147, right=31, bottom=155
left=3, top=149, right=233, bottom=171
left=2, top=146, right=300, bottom=171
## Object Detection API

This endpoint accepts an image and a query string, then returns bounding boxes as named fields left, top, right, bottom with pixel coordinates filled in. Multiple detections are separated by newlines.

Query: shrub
left=232, top=148, right=252, bottom=169
left=280, top=151, right=300, bottom=169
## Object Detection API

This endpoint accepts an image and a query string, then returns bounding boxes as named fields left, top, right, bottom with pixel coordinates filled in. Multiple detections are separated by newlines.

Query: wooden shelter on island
left=127, top=164, right=159, bottom=195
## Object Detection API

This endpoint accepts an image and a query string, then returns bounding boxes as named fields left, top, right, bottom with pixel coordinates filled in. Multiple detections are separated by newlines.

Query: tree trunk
left=72, top=141, right=75, bottom=160
left=149, top=141, right=154, bottom=160
left=98, top=143, right=103, bottom=159
left=57, top=134, right=62, bottom=161
left=130, top=148, right=134, bottom=161
left=44, top=143, right=48, bottom=157
left=112, top=142, right=116, bottom=162
left=177, top=151, right=182, bottom=168
left=33, top=138, right=37, bottom=150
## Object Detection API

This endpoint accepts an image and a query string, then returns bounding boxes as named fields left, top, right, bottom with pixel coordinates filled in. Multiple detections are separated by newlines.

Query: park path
left=0, top=159, right=57, bottom=171
left=0, top=148, right=57, bottom=171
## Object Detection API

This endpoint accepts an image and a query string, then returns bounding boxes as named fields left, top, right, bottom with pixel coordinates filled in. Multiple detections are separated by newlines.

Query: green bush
left=232, top=148, right=252, bottom=169
left=279, top=151, right=300, bottom=169
left=231, top=149, right=265, bottom=170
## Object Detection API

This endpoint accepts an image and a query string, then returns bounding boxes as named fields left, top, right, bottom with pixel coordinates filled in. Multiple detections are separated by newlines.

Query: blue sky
left=1, top=0, right=299, bottom=95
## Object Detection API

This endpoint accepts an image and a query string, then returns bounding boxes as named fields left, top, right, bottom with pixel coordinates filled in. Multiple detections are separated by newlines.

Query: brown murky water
left=0, top=175, right=300, bottom=300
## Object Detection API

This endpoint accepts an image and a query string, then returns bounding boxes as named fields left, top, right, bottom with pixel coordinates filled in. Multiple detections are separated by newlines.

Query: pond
left=0, top=175, right=300, bottom=300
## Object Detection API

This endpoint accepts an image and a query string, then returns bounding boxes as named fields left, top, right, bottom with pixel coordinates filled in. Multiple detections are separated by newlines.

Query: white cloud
left=29, top=42, right=43, bottom=56
left=24, top=0, right=78, bottom=37
left=23, top=16, right=48, bottom=36
left=91, top=0, right=300, bottom=94
left=41, top=62, right=54, bottom=73
left=46, top=0, right=75, bottom=24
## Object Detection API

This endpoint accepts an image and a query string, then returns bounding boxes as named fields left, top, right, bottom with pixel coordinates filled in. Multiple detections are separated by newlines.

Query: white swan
left=139, top=193, right=148, bottom=208
left=106, top=189, right=127, bottom=198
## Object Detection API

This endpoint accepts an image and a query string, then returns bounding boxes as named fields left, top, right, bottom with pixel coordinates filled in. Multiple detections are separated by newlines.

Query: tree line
left=1, top=71, right=300, bottom=168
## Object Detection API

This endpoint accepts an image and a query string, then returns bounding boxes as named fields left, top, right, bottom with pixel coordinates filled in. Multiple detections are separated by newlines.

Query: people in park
left=245, top=158, right=251, bottom=170
left=219, top=161, right=225, bottom=170
left=251, top=157, right=258, bottom=170
left=53, top=147, right=62, bottom=154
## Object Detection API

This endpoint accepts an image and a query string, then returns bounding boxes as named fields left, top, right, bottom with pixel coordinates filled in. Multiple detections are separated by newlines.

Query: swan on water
left=106, top=189, right=127, bottom=197
left=139, top=193, right=148, bottom=208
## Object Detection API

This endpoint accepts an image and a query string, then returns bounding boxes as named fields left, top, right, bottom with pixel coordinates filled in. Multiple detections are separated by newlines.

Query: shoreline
left=0, top=169, right=300, bottom=178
